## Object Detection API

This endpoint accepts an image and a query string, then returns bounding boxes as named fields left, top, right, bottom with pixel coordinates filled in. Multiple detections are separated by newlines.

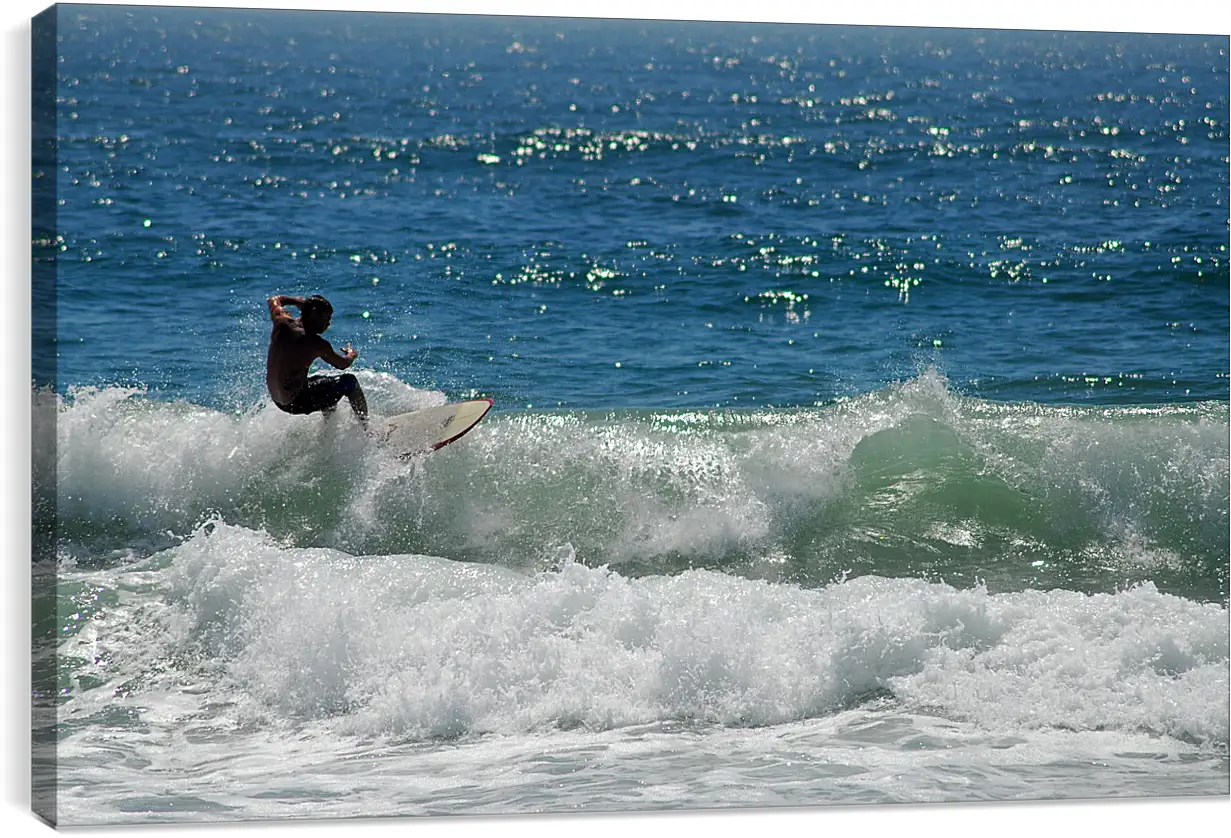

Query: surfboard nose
left=380, top=399, right=494, bottom=456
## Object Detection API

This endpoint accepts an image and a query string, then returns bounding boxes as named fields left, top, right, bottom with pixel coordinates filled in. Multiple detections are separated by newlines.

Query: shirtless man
left=266, top=294, right=368, bottom=425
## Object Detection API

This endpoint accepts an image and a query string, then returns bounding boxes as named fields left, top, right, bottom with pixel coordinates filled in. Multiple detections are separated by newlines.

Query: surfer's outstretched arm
left=315, top=337, right=358, bottom=370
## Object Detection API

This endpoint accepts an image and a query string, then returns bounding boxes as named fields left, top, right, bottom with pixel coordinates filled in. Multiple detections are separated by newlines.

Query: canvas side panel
left=31, top=2, right=60, bottom=828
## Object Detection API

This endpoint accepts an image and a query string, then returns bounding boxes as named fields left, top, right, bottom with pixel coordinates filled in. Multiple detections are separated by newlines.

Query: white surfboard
left=378, top=398, right=493, bottom=457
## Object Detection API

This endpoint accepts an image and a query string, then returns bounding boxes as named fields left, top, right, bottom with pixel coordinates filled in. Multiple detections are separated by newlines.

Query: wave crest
left=43, top=371, right=1229, bottom=599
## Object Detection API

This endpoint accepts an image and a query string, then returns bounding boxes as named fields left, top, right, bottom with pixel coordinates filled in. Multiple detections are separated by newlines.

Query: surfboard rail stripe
left=429, top=398, right=493, bottom=450
left=381, top=398, right=495, bottom=458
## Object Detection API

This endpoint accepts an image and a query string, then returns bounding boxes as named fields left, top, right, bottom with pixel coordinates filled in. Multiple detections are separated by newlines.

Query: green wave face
left=42, top=372, right=1229, bottom=602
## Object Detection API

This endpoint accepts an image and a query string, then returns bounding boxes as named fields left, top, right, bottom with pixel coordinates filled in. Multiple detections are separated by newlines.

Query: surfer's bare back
left=265, top=294, right=368, bottom=424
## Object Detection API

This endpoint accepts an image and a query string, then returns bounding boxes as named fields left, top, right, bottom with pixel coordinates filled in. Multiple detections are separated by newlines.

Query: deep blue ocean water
left=33, top=6, right=1229, bottom=826
left=46, top=8, right=1228, bottom=409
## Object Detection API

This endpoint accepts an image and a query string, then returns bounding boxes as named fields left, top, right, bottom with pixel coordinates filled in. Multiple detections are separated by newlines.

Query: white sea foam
left=60, top=520, right=1228, bottom=750
left=47, top=376, right=445, bottom=536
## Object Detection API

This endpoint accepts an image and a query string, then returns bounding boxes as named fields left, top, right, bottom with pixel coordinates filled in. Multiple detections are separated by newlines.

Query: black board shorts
left=276, top=373, right=358, bottom=415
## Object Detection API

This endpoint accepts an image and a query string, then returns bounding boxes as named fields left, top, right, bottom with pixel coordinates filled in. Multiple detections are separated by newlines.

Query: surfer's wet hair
left=300, top=295, right=333, bottom=334
left=302, top=294, right=333, bottom=318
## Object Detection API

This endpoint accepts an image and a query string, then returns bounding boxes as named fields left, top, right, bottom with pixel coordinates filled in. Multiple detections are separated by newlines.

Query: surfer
left=265, top=294, right=369, bottom=427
